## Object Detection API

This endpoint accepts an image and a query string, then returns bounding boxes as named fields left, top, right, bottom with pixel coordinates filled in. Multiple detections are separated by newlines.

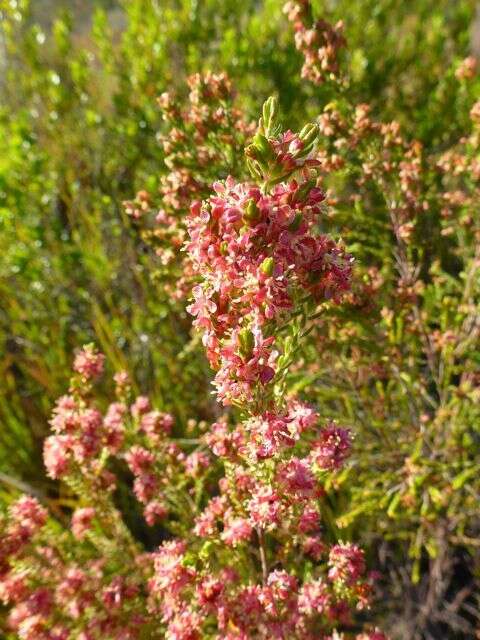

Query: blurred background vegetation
left=1, top=0, right=480, bottom=637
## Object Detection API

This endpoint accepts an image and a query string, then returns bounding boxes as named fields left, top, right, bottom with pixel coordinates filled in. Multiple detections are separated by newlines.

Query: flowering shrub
left=0, top=100, right=386, bottom=639
left=2, top=0, right=480, bottom=637
left=124, top=72, right=253, bottom=302
left=282, top=3, right=480, bottom=636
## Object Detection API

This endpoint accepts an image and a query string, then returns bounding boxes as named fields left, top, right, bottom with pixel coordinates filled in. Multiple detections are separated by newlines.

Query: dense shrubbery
left=1, top=0, right=479, bottom=638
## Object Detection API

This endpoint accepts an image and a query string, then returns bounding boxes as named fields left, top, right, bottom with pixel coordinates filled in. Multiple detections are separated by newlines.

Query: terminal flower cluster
left=187, top=98, right=352, bottom=406
left=283, top=1, right=346, bottom=84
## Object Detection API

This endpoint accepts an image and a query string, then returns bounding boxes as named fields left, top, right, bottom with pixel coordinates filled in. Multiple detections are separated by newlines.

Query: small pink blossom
left=9, top=497, right=47, bottom=537
left=125, top=446, right=155, bottom=475
left=221, top=517, right=253, bottom=546
left=144, top=501, right=168, bottom=526
left=247, top=485, right=282, bottom=530
left=311, top=423, right=352, bottom=470
left=184, top=451, right=210, bottom=477
left=277, top=457, right=316, bottom=498
left=298, top=578, right=331, bottom=616
left=131, top=396, right=151, bottom=418
left=71, top=508, right=95, bottom=540
left=43, top=435, right=72, bottom=479
left=298, top=506, right=320, bottom=533
left=73, top=345, right=105, bottom=380
left=328, top=543, right=366, bottom=585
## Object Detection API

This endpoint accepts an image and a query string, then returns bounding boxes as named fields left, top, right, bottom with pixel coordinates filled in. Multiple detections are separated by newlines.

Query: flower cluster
left=0, top=99, right=385, bottom=640
left=0, top=348, right=214, bottom=640
left=158, top=72, right=252, bottom=213
left=158, top=392, right=366, bottom=638
left=0, top=344, right=379, bottom=640
left=163, top=98, right=382, bottom=639
left=73, top=343, right=105, bottom=380
left=44, top=347, right=213, bottom=529
left=149, top=541, right=381, bottom=639
left=124, top=72, right=253, bottom=301
left=187, top=101, right=352, bottom=406
left=0, top=493, right=154, bottom=640
left=283, top=1, right=346, bottom=85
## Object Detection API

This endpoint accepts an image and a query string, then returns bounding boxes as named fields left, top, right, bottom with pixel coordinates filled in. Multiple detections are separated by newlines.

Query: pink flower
left=166, top=609, right=203, bottom=640
left=298, top=507, right=320, bottom=533
left=73, top=408, right=103, bottom=462
left=9, top=496, right=47, bottom=537
left=244, top=411, right=297, bottom=459
left=196, top=576, right=224, bottom=608
left=125, top=446, right=155, bottom=475
left=43, top=435, right=72, bottom=479
left=141, top=411, right=174, bottom=440
left=277, top=457, right=316, bottom=498
left=0, top=574, right=28, bottom=605
left=184, top=451, right=210, bottom=477
left=131, top=396, right=151, bottom=418
left=71, top=508, right=95, bottom=539
left=284, top=4, right=346, bottom=85
left=221, top=517, right=253, bottom=546
left=303, top=536, right=326, bottom=560
left=113, top=370, right=130, bottom=388
left=104, top=402, right=126, bottom=452
left=247, top=485, right=282, bottom=529
left=205, top=421, right=243, bottom=458
left=46, top=395, right=105, bottom=473
left=266, top=570, right=298, bottom=601
left=229, top=585, right=263, bottom=627
left=311, top=423, right=352, bottom=470
left=288, top=400, right=318, bottom=433
left=73, top=345, right=105, bottom=380
left=328, top=543, right=366, bottom=585
left=133, top=474, right=158, bottom=503
left=193, top=511, right=216, bottom=538
left=298, top=578, right=331, bottom=616
left=193, top=497, right=226, bottom=537
left=49, top=395, right=77, bottom=434
left=144, top=501, right=168, bottom=526
left=151, top=541, right=195, bottom=597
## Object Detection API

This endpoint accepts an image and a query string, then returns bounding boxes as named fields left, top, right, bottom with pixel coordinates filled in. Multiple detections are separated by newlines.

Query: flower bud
left=252, top=132, right=274, bottom=158
left=260, top=257, right=275, bottom=276
left=243, top=198, right=261, bottom=225
left=238, top=328, right=255, bottom=360
left=298, top=123, right=319, bottom=150
left=262, top=96, right=279, bottom=136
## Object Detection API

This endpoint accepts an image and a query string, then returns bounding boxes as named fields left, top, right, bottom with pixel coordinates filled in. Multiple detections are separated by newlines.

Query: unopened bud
left=260, top=256, right=275, bottom=276
left=262, top=96, right=279, bottom=135
left=253, top=132, right=273, bottom=158
left=245, top=157, right=263, bottom=180
left=298, top=123, right=319, bottom=148
left=238, top=328, right=255, bottom=360
left=243, top=198, right=261, bottom=225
